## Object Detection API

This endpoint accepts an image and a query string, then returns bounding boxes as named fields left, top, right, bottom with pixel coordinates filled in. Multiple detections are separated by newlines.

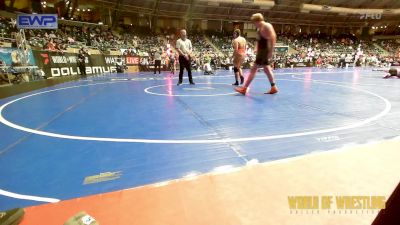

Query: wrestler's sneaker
left=240, top=76, right=244, bottom=85
left=264, top=86, right=278, bottom=94
left=235, top=86, right=248, bottom=95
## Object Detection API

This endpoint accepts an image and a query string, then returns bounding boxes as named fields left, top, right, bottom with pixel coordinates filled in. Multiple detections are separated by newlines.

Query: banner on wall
left=0, top=47, right=36, bottom=66
left=138, top=57, right=170, bottom=71
left=125, top=56, right=140, bottom=65
left=103, top=55, right=139, bottom=66
left=32, top=51, right=140, bottom=78
left=17, top=14, right=58, bottom=29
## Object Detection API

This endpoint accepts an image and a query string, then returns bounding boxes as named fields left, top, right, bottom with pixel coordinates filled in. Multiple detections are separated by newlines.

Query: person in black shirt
left=78, top=47, right=88, bottom=77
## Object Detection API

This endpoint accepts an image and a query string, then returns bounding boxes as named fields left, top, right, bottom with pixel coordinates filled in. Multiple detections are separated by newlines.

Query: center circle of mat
left=144, top=83, right=237, bottom=97
left=0, top=78, right=391, bottom=144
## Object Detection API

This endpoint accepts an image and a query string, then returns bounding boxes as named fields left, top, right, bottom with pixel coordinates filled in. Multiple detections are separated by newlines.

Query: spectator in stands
left=316, top=57, right=322, bottom=68
left=46, top=39, right=56, bottom=51
left=55, top=40, right=66, bottom=54
left=49, top=31, right=57, bottom=39
left=67, top=36, right=75, bottom=45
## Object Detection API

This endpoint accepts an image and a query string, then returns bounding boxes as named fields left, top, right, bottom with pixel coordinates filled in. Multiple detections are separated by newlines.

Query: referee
left=153, top=49, right=162, bottom=74
left=176, top=29, right=195, bottom=85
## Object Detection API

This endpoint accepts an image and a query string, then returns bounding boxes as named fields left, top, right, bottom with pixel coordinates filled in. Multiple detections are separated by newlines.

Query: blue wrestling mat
left=1, top=67, right=399, bottom=210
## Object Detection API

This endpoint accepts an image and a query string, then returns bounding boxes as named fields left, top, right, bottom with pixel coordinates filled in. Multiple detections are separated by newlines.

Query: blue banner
left=0, top=48, right=36, bottom=66
left=17, top=14, right=58, bottom=29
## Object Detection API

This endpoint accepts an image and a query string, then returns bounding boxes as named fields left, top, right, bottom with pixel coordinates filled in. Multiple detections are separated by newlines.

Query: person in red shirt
left=47, top=39, right=56, bottom=51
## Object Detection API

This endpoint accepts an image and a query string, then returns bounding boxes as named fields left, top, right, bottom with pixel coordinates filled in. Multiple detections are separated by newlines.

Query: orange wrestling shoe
left=264, top=86, right=278, bottom=94
left=235, top=86, right=248, bottom=95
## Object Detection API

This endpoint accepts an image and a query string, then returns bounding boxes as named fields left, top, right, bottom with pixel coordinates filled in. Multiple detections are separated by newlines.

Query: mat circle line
left=0, top=78, right=391, bottom=144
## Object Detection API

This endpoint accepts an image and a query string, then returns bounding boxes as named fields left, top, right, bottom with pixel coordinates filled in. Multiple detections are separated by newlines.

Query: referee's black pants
left=78, top=63, right=86, bottom=76
left=178, top=55, right=193, bottom=84
left=154, top=60, right=161, bottom=74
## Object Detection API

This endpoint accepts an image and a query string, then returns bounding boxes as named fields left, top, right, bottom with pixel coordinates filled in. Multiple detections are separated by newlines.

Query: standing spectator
left=78, top=48, right=88, bottom=77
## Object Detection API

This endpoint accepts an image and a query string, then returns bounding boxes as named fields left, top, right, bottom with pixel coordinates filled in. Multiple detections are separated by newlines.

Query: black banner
left=32, top=51, right=140, bottom=78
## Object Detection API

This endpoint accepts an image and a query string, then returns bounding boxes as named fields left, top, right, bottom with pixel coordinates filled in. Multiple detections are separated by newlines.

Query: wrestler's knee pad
left=233, top=67, right=239, bottom=73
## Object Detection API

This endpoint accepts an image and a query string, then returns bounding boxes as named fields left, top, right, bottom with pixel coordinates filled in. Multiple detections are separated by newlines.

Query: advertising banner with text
left=32, top=51, right=140, bottom=78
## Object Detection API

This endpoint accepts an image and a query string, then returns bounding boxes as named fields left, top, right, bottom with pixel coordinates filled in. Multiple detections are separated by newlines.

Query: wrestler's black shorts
left=255, top=49, right=271, bottom=66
